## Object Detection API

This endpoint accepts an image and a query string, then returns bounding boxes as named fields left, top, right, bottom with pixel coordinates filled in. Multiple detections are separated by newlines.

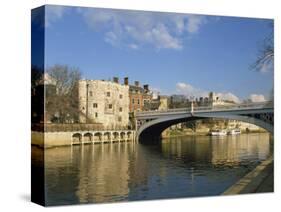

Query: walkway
left=222, top=156, right=273, bottom=195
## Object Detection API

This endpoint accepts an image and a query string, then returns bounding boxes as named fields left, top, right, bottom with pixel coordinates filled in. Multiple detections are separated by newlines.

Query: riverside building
left=78, top=77, right=129, bottom=129
left=128, top=79, right=152, bottom=112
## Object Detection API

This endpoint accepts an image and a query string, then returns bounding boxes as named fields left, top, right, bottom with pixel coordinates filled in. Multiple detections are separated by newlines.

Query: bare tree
left=251, top=23, right=274, bottom=73
left=31, top=65, right=44, bottom=90
left=45, top=65, right=81, bottom=123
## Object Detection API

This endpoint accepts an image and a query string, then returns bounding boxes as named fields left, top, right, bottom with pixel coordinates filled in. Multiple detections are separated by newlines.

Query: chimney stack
left=143, top=84, right=149, bottom=92
left=113, top=77, right=119, bottom=83
left=124, top=77, right=129, bottom=85
left=135, top=81, right=140, bottom=87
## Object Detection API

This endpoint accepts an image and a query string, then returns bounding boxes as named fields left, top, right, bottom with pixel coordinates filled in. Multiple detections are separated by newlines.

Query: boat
left=228, top=128, right=241, bottom=135
left=209, top=129, right=227, bottom=136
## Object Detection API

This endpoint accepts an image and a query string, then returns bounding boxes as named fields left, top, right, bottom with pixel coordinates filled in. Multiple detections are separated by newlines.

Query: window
left=143, top=99, right=149, bottom=105
left=89, top=91, right=93, bottom=97
left=119, top=94, right=123, bottom=99
left=137, top=99, right=140, bottom=105
left=132, top=99, right=135, bottom=104
left=118, top=116, right=122, bottom=122
left=93, top=103, right=98, bottom=108
left=119, top=107, right=122, bottom=112
left=106, top=92, right=110, bottom=97
left=95, top=112, right=98, bottom=118
left=108, top=104, right=113, bottom=109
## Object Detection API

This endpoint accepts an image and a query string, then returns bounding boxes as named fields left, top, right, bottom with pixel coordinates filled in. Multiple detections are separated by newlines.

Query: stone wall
left=32, top=130, right=136, bottom=148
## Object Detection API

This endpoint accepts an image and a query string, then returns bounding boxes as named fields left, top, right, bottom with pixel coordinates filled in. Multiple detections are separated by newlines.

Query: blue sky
left=39, top=5, right=273, bottom=102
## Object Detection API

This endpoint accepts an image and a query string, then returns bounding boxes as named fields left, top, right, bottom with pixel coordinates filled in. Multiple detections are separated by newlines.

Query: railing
left=32, top=123, right=133, bottom=132
left=193, top=101, right=273, bottom=112
left=136, top=101, right=273, bottom=116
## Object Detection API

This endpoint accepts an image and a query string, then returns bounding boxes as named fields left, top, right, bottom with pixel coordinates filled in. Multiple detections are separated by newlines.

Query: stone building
left=158, top=96, right=169, bottom=110
left=78, top=78, right=129, bottom=129
left=128, top=79, right=152, bottom=112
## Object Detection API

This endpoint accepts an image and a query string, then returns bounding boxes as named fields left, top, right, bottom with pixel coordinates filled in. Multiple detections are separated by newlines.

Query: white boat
left=228, top=129, right=241, bottom=135
left=210, top=129, right=227, bottom=136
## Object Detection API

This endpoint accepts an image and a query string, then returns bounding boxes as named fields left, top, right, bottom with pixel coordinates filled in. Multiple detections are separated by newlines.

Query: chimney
left=135, top=81, right=140, bottom=87
left=143, top=84, right=149, bottom=92
left=113, top=77, right=119, bottom=83
left=124, top=77, right=129, bottom=85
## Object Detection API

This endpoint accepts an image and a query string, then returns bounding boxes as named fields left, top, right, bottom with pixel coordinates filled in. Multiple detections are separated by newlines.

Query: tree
left=31, top=65, right=44, bottom=90
left=31, top=65, right=44, bottom=124
left=251, top=23, right=274, bottom=73
left=45, top=65, right=81, bottom=123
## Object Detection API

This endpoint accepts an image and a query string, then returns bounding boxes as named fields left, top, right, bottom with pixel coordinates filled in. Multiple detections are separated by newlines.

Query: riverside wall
left=32, top=130, right=136, bottom=148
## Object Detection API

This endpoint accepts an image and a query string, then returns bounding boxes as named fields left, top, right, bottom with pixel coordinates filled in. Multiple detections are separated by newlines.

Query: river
left=31, top=133, right=272, bottom=206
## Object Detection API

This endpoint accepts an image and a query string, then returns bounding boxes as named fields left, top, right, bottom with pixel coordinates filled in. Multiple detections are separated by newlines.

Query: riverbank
left=222, top=156, right=273, bottom=195
left=162, top=129, right=266, bottom=138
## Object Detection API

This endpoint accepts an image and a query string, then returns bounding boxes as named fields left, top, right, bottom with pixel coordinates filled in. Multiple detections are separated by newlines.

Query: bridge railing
left=137, top=107, right=191, bottom=116
left=194, top=101, right=273, bottom=112
left=136, top=101, right=273, bottom=116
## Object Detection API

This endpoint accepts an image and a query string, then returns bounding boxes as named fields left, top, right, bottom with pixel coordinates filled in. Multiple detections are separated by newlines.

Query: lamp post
left=190, top=96, right=195, bottom=114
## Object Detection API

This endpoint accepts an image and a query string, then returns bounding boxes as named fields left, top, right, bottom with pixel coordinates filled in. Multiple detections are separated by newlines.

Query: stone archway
left=72, top=133, right=82, bottom=145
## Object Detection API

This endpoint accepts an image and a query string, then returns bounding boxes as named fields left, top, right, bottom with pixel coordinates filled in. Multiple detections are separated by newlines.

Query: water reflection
left=32, top=133, right=272, bottom=205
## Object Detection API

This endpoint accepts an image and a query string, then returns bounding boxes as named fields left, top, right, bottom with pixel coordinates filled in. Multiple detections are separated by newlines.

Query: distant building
left=158, top=96, right=169, bottom=110
left=170, top=95, right=187, bottom=103
left=78, top=78, right=129, bottom=129
left=193, top=92, right=236, bottom=107
left=169, top=94, right=189, bottom=108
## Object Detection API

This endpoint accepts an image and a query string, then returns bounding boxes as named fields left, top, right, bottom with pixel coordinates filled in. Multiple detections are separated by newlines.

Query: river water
left=32, top=133, right=272, bottom=206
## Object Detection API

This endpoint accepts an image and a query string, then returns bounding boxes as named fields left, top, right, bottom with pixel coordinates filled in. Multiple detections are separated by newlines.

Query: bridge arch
left=112, top=132, right=120, bottom=141
left=83, top=132, right=93, bottom=143
left=72, top=133, right=82, bottom=145
left=94, top=132, right=102, bottom=143
left=120, top=132, right=126, bottom=140
left=103, top=132, right=111, bottom=142
left=127, top=131, right=132, bottom=140
left=137, top=113, right=273, bottom=143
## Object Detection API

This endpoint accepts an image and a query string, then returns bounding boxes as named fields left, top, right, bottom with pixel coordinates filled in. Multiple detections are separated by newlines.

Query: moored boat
left=209, top=129, right=227, bottom=136
left=228, top=128, right=241, bottom=135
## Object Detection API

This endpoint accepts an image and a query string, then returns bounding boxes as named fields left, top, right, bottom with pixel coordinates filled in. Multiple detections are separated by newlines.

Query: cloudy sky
left=33, top=5, right=273, bottom=102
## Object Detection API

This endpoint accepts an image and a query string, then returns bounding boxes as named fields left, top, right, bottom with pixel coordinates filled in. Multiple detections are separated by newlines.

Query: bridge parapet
left=136, top=101, right=273, bottom=117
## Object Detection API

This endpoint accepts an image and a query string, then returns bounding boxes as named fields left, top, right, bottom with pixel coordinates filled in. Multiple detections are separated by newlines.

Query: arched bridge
left=135, top=101, right=273, bottom=143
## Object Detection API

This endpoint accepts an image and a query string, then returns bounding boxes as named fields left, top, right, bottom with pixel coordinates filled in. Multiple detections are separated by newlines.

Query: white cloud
left=79, top=8, right=207, bottom=50
left=176, top=82, right=240, bottom=103
left=150, top=87, right=162, bottom=93
left=176, top=82, right=208, bottom=97
left=216, top=92, right=241, bottom=103
left=45, top=5, right=66, bottom=27
left=259, top=62, right=273, bottom=73
left=128, top=43, right=139, bottom=50
left=104, top=31, right=119, bottom=46
left=249, top=94, right=266, bottom=102
left=186, top=15, right=206, bottom=33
